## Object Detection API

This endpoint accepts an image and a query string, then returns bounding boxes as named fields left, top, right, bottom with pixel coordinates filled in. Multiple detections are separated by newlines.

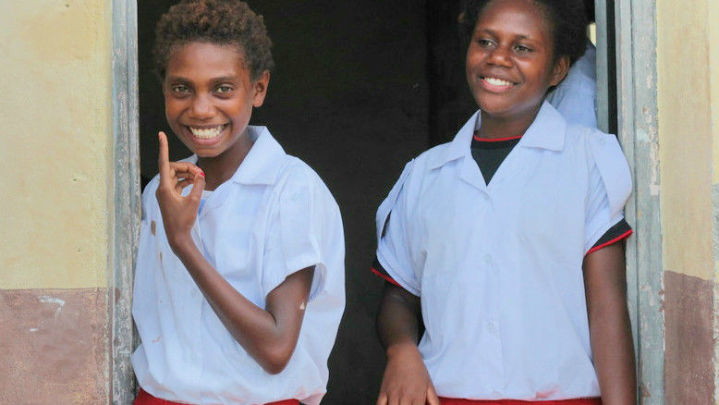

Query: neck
left=476, top=104, right=542, bottom=139
left=197, top=131, right=253, bottom=191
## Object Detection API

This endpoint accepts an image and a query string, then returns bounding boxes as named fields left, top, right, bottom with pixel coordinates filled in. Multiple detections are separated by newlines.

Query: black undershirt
left=471, top=135, right=522, bottom=185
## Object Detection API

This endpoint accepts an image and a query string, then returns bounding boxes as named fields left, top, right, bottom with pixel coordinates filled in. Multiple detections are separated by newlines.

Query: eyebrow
left=210, top=76, right=240, bottom=83
left=165, top=75, right=239, bottom=83
left=476, top=28, right=533, bottom=41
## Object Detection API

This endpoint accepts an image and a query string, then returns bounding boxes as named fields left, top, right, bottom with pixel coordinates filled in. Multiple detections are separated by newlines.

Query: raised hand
left=155, top=131, right=206, bottom=249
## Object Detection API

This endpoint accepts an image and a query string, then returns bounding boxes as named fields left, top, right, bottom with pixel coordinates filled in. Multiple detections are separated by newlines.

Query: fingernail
left=199, top=171, right=205, bottom=178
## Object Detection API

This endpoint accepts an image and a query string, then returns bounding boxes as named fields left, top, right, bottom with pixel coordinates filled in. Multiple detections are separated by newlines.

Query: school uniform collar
left=186, top=126, right=285, bottom=186
left=428, top=101, right=566, bottom=170
left=518, top=101, right=567, bottom=151
left=428, top=110, right=479, bottom=169
left=232, top=126, right=286, bottom=185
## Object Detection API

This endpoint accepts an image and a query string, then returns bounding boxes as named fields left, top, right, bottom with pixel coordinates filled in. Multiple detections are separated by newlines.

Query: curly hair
left=153, top=0, right=274, bottom=81
left=459, top=0, right=588, bottom=64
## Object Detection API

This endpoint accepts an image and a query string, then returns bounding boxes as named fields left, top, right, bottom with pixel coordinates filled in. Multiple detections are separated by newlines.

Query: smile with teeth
left=482, top=76, right=514, bottom=87
left=189, top=124, right=227, bottom=139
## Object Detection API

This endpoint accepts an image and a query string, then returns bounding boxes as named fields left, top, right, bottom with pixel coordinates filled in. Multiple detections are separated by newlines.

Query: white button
left=487, top=320, right=498, bottom=335
left=484, top=254, right=492, bottom=265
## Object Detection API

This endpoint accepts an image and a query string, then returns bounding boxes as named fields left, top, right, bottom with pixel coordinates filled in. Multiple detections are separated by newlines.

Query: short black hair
left=153, top=0, right=274, bottom=80
left=583, top=0, right=595, bottom=23
left=459, top=0, right=588, bottom=64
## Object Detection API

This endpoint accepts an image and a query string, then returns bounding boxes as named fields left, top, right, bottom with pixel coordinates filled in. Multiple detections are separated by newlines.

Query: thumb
left=426, top=383, right=440, bottom=405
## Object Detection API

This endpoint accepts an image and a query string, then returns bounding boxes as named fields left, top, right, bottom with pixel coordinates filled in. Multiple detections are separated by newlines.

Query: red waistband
left=439, top=398, right=601, bottom=405
left=134, top=388, right=299, bottom=405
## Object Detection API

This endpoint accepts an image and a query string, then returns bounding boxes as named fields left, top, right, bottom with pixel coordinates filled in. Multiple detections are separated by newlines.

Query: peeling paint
left=38, top=296, right=66, bottom=319
left=0, top=288, right=108, bottom=403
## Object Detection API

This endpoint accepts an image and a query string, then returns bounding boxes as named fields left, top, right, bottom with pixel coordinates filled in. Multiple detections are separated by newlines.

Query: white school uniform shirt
left=132, top=126, right=345, bottom=405
left=546, top=41, right=598, bottom=128
left=375, top=102, right=631, bottom=401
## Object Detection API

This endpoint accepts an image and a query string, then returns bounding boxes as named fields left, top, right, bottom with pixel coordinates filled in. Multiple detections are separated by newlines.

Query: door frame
left=596, top=0, right=663, bottom=403
left=111, top=0, right=140, bottom=403
left=110, top=0, right=665, bottom=403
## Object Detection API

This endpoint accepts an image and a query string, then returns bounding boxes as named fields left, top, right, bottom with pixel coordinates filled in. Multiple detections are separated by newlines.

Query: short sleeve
left=262, top=169, right=330, bottom=300
left=584, top=133, right=632, bottom=253
left=375, top=161, right=421, bottom=296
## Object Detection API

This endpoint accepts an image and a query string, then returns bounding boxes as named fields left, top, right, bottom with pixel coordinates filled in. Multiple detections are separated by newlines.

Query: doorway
left=111, top=0, right=662, bottom=403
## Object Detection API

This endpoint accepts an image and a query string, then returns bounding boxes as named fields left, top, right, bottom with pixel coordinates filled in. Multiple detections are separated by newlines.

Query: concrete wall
left=0, top=1, right=113, bottom=403
left=657, top=0, right=718, bottom=403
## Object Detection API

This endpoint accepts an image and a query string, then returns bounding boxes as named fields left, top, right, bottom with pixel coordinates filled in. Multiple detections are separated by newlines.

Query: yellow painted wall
left=711, top=0, right=719, bottom=185
left=0, top=0, right=112, bottom=289
left=657, top=0, right=714, bottom=281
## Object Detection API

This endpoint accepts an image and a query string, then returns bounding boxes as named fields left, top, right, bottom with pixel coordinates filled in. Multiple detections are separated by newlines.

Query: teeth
left=484, top=77, right=512, bottom=86
left=190, top=125, right=224, bottom=139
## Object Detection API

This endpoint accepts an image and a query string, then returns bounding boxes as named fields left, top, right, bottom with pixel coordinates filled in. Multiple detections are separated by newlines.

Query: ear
left=252, top=70, right=270, bottom=107
left=548, top=55, right=570, bottom=87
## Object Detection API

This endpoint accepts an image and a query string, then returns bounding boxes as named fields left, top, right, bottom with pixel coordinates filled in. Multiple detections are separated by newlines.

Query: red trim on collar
left=472, top=132, right=523, bottom=142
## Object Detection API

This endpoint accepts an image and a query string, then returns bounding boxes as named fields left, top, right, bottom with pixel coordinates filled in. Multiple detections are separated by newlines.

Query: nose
left=189, top=94, right=214, bottom=119
left=487, top=45, right=512, bottom=67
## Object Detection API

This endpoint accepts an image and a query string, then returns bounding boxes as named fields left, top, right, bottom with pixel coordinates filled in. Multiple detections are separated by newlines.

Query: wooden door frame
left=596, top=0, right=663, bottom=403
left=109, top=0, right=665, bottom=403
left=111, top=0, right=140, bottom=403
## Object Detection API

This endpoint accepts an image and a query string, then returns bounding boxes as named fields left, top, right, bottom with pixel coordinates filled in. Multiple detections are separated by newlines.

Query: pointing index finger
left=158, top=131, right=171, bottom=185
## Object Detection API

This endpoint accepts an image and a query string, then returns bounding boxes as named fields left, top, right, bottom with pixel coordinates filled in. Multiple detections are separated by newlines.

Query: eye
left=215, top=84, right=234, bottom=95
left=170, top=84, right=190, bottom=95
left=476, top=38, right=495, bottom=48
left=513, top=44, right=533, bottom=54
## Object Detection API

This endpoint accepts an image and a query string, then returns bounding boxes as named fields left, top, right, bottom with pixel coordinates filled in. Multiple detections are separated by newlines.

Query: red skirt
left=439, top=398, right=601, bottom=405
left=134, top=388, right=299, bottom=405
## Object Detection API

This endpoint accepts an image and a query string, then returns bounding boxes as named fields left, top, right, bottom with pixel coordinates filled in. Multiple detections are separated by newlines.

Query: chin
left=193, top=148, right=223, bottom=158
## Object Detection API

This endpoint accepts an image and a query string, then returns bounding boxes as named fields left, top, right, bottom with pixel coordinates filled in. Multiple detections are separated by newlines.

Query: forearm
left=377, top=283, right=421, bottom=355
left=589, top=298, right=636, bottom=405
left=584, top=243, right=637, bottom=405
left=170, top=234, right=306, bottom=374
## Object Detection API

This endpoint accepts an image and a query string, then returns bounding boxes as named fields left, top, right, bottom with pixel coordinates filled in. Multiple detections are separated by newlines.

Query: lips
left=188, top=124, right=228, bottom=139
left=479, top=75, right=516, bottom=92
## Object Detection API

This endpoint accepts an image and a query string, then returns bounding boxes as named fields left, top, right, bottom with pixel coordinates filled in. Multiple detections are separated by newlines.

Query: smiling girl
left=131, top=1, right=345, bottom=404
left=372, top=0, right=636, bottom=404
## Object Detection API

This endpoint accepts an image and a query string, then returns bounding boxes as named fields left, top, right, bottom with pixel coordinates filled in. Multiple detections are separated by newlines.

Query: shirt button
left=484, top=254, right=492, bottom=265
left=487, top=320, right=498, bottom=335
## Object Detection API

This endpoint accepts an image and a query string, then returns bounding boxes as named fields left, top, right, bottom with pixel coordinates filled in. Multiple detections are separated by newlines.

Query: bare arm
left=583, top=242, right=637, bottom=405
left=376, top=282, right=439, bottom=405
left=155, top=131, right=312, bottom=374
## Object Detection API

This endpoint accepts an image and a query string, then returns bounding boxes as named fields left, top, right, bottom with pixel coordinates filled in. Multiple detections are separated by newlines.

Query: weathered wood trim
left=614, top=0, right=663, bottom=403
left=111, top=0, right=140, bottom=403
left=595, top=0, right=610, bottom=134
